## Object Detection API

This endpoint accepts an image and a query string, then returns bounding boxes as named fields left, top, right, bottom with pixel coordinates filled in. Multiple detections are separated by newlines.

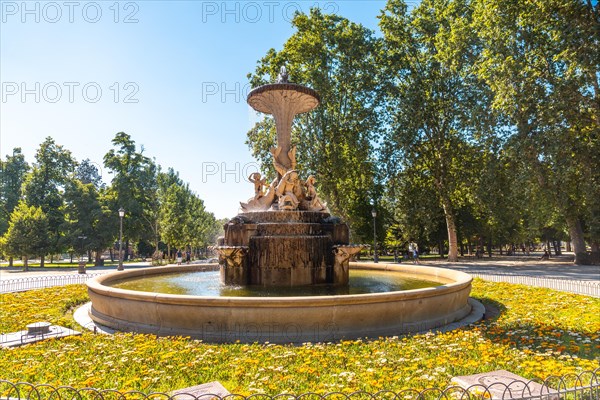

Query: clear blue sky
left=1, top=1, right=392, bottom=219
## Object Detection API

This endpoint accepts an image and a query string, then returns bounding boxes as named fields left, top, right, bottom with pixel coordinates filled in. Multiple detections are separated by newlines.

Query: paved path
left=406, top=255, right=600, bottom=297
left=1, top=256, right=599, bottom=296
left=421, top=256, right=600, bottom=282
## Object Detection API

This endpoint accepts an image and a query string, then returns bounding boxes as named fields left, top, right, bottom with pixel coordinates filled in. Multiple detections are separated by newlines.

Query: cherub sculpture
left=248, top=172, right=267, bottom=200
left=304, top=175, right=327, bottom=212
left=276, top=170, right=303, bottom=210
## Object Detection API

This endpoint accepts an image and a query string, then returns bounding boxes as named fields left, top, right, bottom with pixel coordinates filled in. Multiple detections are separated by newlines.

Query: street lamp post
left=77, top=236, right=87, bottom=262
left=118, top=208, right=125, bottom=271
left=77, top=235, right=87, bottom=274
left=372, top=208, right=378, bottom=263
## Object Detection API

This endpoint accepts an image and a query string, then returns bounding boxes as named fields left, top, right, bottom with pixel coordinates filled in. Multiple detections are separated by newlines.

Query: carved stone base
left=332, top=245, right=365, bottom=285
left=218, top=211, right=351, bottom=287
left=216, top=246, right=248, bottom=285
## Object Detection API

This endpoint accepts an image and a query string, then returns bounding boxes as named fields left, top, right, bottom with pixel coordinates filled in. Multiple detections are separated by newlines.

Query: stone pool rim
left=86, top=262, right=473, bottom=343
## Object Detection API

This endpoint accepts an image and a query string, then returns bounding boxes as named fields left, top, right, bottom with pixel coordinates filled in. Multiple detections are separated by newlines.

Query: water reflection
left=111, top=269, right=446, bottom=297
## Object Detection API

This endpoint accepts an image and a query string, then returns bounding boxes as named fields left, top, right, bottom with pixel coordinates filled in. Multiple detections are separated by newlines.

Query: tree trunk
left=40, top=255, right=45, bottom=267
left=566, top=215, right=591, bottom=264
left=553, top=241, right=561, bottom=256
left=438, top=239, right=445, bottom=258
left=95, top=250, right=103, bottom=266
left=442, top=201, right=459, bottom=262
left=591, top=241, right=600, bottom=264
left=109, top=248, right=114, bottom=262
left=8, top=256, right=13, bottom=267
left=23, top=256, right=28, bottom=272
left=487, top=238, right=492, bottom=258
left=566, top=241, right=572, bottom=252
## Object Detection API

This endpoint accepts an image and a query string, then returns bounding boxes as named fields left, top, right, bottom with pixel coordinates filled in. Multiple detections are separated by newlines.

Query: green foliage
left=380, top=0, right=491, bottom=260
left=0, top=201, right=49, bottom=261
left=61, top=176, right=116, bottom=264
left=103, top=132, right=159, bottom=246
left=1, top=0, right=598, bottom=260
left=0, top=148, right=29, bottom=236
left=21, top=137, right=75, bottom=258
left=472, top=0, right=600, bottom=262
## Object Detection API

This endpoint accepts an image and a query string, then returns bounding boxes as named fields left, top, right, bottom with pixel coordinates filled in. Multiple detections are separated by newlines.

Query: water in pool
left=111, top=269, right=446, bottom=297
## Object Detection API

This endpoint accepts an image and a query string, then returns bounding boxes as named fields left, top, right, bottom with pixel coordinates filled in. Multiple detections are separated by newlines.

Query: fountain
left=86, top=68, right=474, bottom=343
left=217, top=67, right=358, bottom=287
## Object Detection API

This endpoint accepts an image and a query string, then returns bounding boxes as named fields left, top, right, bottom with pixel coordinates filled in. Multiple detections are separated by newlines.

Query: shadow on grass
left=471, top=296, right=599, bottom=363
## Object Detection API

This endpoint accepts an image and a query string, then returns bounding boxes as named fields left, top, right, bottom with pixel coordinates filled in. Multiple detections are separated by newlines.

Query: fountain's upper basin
left=247, top=83, right=320, bottom=114
left=87, top=263, right=472, bottom=344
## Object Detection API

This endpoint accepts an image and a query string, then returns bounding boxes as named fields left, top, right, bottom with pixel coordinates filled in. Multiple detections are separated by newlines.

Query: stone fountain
left=85, top=68, right=475, bottom=344
left=217, top=68, right=362, bottom=287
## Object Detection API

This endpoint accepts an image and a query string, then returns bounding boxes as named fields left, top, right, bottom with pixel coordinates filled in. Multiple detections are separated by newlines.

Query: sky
left=1, top=0, right=392, bottom=219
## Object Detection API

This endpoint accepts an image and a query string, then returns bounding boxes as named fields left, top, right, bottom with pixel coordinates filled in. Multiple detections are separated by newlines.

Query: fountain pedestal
left=218, top=211, right=349, bottom=286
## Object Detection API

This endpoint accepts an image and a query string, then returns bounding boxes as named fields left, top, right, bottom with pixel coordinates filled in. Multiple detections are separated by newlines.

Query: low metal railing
left=0, top=369, right=598, bottom=399
left=0, top=273, right=104, bottom=293
left=470, top=273, right=600, bottom=298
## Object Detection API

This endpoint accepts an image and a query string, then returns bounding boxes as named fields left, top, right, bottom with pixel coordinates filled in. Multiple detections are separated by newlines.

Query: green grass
left=0, top=280, right=598, bottom=394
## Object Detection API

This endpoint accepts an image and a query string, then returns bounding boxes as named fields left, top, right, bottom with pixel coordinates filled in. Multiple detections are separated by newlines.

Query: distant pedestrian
left=186, top=250, right=191, bottom=264
left=409, top=242, right=420, bottom=264
left=176, top=250, right=183, bottom=265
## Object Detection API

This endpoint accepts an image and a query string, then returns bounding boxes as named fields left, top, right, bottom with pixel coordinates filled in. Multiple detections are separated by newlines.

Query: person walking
left=176, top=250, right=183, bottom=265
left=409, top=241, right=420, bottom=264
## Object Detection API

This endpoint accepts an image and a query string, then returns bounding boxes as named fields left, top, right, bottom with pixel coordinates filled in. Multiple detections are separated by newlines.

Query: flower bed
left=0, top=280, right=598, bottom=394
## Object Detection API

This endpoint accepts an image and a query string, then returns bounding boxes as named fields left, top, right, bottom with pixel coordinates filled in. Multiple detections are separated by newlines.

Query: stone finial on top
left=277, top=66, right=289, bottom=83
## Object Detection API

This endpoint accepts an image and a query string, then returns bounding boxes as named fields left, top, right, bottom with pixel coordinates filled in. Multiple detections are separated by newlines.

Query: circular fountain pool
left=86, top=262, right=473, bottom=343
left=110, top=268, right=449, bottom=296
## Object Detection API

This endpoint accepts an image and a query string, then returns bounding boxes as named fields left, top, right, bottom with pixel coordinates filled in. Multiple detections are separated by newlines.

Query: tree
left=0, top=202, right=49, bottom=271
left=21, top=137, right=75, bottom=265
left=246, top=8, right=384, bottom=241
left=185, top=195, right=215, bottom=254
left=62, top=172, right=116, bottom=266
left=76, top=159, right=103, bottom=186
left=104, top=132, right=158, bottom=259
left=472, top=0, right=599, bottom=264
left=384, top=167, right=448, bottom=257
left=153, top=167, right=186, bottom=255
left=160, top=182, right=190, bottom=252
left=380, top=0, right=491, bottom=261
left=0, top=148, right=29, bottom=266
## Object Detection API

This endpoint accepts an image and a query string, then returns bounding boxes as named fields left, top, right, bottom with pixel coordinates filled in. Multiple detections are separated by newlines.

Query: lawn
left=0, top=280, right=598, bottom=395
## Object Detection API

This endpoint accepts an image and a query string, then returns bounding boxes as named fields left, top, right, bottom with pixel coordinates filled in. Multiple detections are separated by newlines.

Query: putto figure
left=248, top=172, right=267, bottom=200
left=304, top=175, right=328, bottom=212
left=276, top=170, right=303, bottom=210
